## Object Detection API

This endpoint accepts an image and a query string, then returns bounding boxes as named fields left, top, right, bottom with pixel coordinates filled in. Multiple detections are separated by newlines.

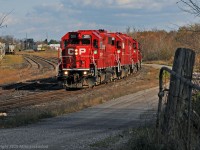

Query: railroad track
left=24, top=56, right=41, bottom=70
left=0, top=69, right=142, bottom=113
left=0, top=88, right=87, bottom=112
left=48, top=57, right=59, bottom=64
left=23, top=54, right=57, bottom=72
left=0, top=51, right=143, bottom=113
left=0, top=54, right=58, bottom=102
left=1, top=54, right=57, bottom=89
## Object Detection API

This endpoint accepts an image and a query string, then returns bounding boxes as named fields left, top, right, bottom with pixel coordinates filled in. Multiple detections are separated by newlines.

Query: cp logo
left=68, top=48, right=86, bottom=55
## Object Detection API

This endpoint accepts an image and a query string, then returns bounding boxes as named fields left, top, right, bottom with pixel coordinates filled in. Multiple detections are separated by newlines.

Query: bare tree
left=177, top=0, right=200, bottom=16
left=0, top=10, right=13, bottom=29
left=0, top=15, right=8, bottom=29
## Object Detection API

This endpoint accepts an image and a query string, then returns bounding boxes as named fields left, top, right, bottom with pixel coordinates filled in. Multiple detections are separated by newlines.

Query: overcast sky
left=0, top=0, right=199, bottom=41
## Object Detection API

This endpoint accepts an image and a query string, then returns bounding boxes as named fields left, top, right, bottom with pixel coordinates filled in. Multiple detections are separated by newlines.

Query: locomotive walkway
left=0, top=86, right=159, bottom=150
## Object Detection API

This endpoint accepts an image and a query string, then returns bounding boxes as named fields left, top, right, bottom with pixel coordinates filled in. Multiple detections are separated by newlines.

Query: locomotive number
left=68, top=48, right=86, bottom=55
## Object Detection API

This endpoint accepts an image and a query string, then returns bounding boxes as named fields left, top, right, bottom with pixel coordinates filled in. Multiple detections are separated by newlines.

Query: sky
left=0, top=0, right=199, bottom=41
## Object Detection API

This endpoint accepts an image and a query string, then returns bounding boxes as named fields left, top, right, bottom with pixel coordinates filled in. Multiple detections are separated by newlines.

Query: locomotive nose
left=67, top=47, right=87, bottom=68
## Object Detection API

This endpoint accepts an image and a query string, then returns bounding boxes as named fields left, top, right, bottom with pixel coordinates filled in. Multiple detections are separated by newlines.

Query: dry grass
left=0, top=55, right=26, bottom=84
left=0, top=50, right=57, bottom=84
left=144, top=59, right=173, bottom=66
left=18, top=49, right=58, bottom=59
left=0, top=55, right=24, bottom=67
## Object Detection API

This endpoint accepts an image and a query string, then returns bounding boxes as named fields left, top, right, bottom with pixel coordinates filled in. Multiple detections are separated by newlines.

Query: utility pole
left=25, top=33, right=27, bottom=50
left=46, top=32, right=48, bottom=44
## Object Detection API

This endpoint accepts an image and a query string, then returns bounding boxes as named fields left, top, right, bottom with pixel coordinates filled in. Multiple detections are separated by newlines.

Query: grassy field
left=0, top=54, right=25, bottom=84
left=18, top=49, right=58, bottom=58
left=0, top=50, right=57, bottom=84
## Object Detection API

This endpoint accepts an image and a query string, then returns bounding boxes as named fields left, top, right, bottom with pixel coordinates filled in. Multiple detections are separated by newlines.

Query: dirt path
left=0, top=86, right=158, bottom=150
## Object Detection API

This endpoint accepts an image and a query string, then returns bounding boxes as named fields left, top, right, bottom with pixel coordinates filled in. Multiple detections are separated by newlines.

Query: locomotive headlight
left=64, top=71, right=69, bottom=75
left=83, top=71, right=87, bottom=75
left=134, top=50, right=136, bottom=53
left=75, top=49, right=78, bottom=55
left=117, top=50, right=121, bottom=53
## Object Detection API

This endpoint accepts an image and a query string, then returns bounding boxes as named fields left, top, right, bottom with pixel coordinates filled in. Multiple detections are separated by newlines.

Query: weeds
left=123, top=126, right=186, bottom=150
left=193, top=92, right=200, bottom=115
left=90, top=134, right=121, bottom=149
left=90, top=126, right=179, bottom=150
left=0, top=110, right=55, bottom=128
left=0, top=55, right=24, bottom=67
left=0, top=96, right=107, bottom=128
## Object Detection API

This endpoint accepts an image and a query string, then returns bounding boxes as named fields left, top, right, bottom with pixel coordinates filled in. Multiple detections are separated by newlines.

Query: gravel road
left=0, top=86, right=159, bottom=150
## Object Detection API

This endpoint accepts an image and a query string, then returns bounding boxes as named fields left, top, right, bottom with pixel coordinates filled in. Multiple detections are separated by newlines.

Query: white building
left=49, top=44, right=60, bottom=51
left=37, top=44, right=46, bottom=51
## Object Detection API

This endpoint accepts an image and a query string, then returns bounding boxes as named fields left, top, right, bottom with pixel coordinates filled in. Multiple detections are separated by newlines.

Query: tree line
left=127, top=23, right=200, bottom=61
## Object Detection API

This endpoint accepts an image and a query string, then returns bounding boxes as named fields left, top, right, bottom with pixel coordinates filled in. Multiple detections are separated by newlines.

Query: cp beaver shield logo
left=68, top=48, right=86, bottom=55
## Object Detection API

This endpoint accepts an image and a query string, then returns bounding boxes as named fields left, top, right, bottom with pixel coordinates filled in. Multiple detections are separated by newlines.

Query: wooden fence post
left=162, top=48, right=195, bottom=140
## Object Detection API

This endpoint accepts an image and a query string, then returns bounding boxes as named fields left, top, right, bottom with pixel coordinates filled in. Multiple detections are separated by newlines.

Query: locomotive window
left=82, top=39, right=90, bottom=45
left=70, top=34, right=77, bottom=39
left=82, top=35, right=91, bottom=39
left=93, top=39, right=98, bottom=48
left=81, top=35, right=91, bottom=45
left=108, top=37, right=112, bottom=45
left=71, top=39, right=80, bottom=44
left=112, top=37, right=115, bottom=46
left=64, top=40, right=68, bottom=47
left=117, top=41, right=121, bottom=49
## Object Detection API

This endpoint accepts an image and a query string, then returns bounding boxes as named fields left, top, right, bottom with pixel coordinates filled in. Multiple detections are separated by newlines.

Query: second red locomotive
left=57, top=29, right=142, bottom=89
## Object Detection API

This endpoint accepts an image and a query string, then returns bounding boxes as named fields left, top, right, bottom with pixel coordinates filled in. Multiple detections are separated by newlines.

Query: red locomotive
left=57, top=29, right=142, bottom=89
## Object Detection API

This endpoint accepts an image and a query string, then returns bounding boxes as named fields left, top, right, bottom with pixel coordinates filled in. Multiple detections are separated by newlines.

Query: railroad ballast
left=57, top=29, right=142, bottom=89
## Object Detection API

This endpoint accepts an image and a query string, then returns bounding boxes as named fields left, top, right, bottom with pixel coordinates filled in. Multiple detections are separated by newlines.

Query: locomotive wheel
left=87, top=77, right=96, bottom=88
